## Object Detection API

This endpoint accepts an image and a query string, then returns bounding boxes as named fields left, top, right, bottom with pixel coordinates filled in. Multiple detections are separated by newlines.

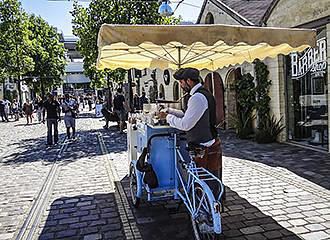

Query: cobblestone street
left=0, top=112, right=330, bottom=240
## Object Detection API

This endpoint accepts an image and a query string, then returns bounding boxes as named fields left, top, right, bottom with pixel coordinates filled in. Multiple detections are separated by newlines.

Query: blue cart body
left=135, top=122, right=188, bottom=200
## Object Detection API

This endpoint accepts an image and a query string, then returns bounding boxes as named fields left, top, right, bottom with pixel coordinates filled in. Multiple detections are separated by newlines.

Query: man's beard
left=181, top=84, right=191, bottom=93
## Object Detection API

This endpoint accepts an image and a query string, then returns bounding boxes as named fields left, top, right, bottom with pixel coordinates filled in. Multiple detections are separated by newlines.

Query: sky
left=21, top=0, right=204, bottom=36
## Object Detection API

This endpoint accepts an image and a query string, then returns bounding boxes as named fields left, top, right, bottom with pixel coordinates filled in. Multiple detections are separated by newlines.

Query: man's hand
left=158, top=111, right=168, bottom=120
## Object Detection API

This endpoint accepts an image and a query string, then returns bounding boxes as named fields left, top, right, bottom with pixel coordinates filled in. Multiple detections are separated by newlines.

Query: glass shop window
left=286, top=28, right=328, bottom=150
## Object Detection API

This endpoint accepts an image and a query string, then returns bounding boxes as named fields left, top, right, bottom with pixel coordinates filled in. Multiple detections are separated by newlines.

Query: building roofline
left=206, top=0, right=255, bottom=26
left=215, top=0, right=254, bottom=25
left=259, top=0, right=280, bottom=26
left=196, top=0, right=209, bottom=24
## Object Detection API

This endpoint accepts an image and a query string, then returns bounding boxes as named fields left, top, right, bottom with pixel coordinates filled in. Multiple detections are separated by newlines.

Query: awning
left=97, top=24, right=316, bottom=71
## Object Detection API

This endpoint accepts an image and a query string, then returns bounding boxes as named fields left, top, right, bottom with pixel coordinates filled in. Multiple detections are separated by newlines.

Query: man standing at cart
left=159, top=68, right=223, bottom=198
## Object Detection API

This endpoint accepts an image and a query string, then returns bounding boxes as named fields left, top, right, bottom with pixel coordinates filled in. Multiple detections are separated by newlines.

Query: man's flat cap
left=173, top=68, right=200, bottom=82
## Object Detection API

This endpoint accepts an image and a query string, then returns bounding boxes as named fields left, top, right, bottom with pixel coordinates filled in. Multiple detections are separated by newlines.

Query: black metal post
left=106, top=71, right=112, bottom=110
left=128, top=69, right=133, bottom=112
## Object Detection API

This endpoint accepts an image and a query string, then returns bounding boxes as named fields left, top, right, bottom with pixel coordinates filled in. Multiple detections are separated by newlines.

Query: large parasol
left=96, top=24, right=316, bottom=71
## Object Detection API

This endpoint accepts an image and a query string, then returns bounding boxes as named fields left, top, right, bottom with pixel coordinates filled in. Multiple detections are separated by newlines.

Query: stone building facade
left=197, top=0, right=330, bottom=152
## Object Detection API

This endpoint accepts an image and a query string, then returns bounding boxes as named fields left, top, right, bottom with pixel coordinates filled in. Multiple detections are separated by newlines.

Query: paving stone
left=0, top=233, right=15, bottom=240
left=287, top=213, right=305, bottom=219
left=101, top=223, right=121, bottom=231
left=288, top=226, right=309, bottom=234
left=245, top=233, right=267, bottom=240
left=69, top=222, right=88, bottom=229
left=300, top=231, right=330, bottom=240
left=89, top=219, right=107, bottom=226
left=53, top=213, right=70, bottom=220
left=56, top=229, right=77, bottom=238
left=72, top=210, right=89, bottom=217
left=58, top=217, right=79, bottom=225
left=288, top=219, right=308, bottom=227
left=80, top=226, right=99, bottom=235
left=83, top=233, right=102, bottom=240
left=81, top=214, right=100, bottom=222
left=101, top=212, right=119, bottom=218
left=104, top=230, right=123, bottom=239
left=77, top=201, right=92, bottom=207
left=305, top=223, right=326, bottom=231
left=263, top=230, right=283, bottom=239
left=38, top=232, right=57, bottom=240
left=223, top=229, right=243, bottom=237
left=240, top=226, right=264, bottom=235
left=305, top=216, right=326, bottom=224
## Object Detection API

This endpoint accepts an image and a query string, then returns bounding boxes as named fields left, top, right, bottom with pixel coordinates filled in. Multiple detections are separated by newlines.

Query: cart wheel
left=130, top=166, right=140, bottom=208
left=190, top=183, right=221, bottom=240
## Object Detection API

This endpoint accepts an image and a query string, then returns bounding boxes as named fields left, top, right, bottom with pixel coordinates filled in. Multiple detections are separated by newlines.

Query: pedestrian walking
left=11, top=99, right=19, bottom=121
left=61, top=94, right=78, bottom=139
left=139, top=92, right=148, bottom=109
left=87, top=97, right=93, bottom=111
left=34, top=96, right=43, bottom=123
left=113, top=88, right=127, bottom=133
left=133, top=93, right=140, bottom=111
left=23, top=99, right=33, bottom=124
left=42, top=93, right=61, bottom=146
left=79, top=95, right=85, bottom=110
left=3, top=98, right=11, bottom=119
left=0, top=99, right=9, bottom=122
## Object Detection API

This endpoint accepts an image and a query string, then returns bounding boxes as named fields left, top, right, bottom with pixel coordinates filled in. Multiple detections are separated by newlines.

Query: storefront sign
left=291, top=38, right=327, bottom=79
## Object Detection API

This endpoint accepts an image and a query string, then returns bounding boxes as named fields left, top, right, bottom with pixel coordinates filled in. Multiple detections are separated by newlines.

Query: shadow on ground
left=1, top=121, right=127, bottom=166
left=39, top=182, right=299, bottom=240
left=39, top=193, right=125, bottom=240
left=220, top=130, right=330, bottom=191
left=120, top=175, right=300, bottom=240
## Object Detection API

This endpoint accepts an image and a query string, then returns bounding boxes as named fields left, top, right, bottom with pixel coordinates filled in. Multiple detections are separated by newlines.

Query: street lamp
left=158, top=1, right=173, bottom=17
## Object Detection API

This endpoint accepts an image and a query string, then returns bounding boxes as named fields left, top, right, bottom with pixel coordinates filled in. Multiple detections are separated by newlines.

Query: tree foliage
left=0, top=0, right=67, bottom=96
left=71, top=0, right=181, bottom=87
left=25, top=14, right=67, bottom=94
left=0, top=0, right=34, bottom=80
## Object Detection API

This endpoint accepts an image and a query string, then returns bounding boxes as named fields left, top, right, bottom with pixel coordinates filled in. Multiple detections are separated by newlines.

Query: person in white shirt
left=61, top=94, right=78, bottom=139
left=159, top=68, right=223, bottom=198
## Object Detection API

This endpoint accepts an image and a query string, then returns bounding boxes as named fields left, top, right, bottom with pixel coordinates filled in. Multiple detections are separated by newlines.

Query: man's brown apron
left=192, top=138, right=223, bottom=197
left=193, top=138, right=222, bottom=175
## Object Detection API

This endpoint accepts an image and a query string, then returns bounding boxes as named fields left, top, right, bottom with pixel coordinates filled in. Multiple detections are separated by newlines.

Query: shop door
left=205, top=73, right=225, bottom=127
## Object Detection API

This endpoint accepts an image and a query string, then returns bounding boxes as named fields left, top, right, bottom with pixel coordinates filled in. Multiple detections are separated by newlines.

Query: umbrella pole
left=177, top=46, right=182, bottom=68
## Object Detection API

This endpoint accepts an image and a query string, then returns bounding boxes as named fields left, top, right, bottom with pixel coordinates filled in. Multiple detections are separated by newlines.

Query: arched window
left=173, top=81, right=180, bottom=101
left=205, top=12, right=214, bottom=24
left=159, top=84, right=165, bottom=99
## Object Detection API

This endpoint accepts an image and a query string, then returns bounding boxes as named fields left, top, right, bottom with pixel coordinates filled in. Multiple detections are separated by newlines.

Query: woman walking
left=23, top=99, right=33, bottom=124
left=12, top=99, right=19, bottom=121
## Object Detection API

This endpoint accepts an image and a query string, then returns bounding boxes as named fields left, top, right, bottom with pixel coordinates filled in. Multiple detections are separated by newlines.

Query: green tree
left=24, top=14, right=67, bottom=95
left=233, top=72, right=256, bottom=138
left=254, top=59, right=271, bottom=129
left=71, top=0, right=180, bottom=86
left=0, top=0, right=34, bottom=104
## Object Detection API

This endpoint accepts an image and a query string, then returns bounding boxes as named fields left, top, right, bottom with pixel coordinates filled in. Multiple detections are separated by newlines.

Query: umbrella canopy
left=97, top=24, right=316, bottom=71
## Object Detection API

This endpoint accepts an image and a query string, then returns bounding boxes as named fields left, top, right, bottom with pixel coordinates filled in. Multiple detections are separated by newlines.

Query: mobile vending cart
left=97, top=24, right=316, bottom=239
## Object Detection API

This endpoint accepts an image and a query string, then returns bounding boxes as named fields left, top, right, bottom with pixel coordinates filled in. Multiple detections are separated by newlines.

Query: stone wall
left=199, top=0, right=241, bottom=25
left=267, top=0, right=330, bottom=27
